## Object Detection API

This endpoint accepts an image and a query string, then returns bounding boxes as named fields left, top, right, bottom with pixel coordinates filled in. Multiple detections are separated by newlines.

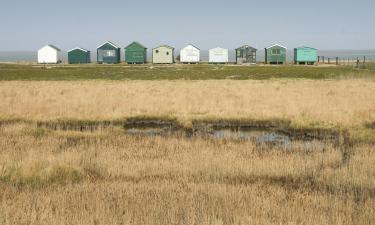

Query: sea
left=0, top=50, right=374, bottom=63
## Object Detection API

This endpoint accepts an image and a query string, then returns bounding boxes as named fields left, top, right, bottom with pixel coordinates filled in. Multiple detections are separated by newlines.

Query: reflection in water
left=123, top=121, right=336, bottom=151
left=213, top=129, right=291, bottom=146
left=212, top=129, right=329, bottom=151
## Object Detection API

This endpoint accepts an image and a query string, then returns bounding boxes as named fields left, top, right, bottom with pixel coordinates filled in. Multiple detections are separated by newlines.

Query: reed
left=1, top=77, right=374, bottom=224
left=0, top=123, right=374, bottom=225
left=0, top=79, right=374, bottom=127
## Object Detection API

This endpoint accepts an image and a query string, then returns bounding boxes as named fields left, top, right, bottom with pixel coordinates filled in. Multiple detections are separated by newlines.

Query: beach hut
left=180, top=44, right=200, bottom=64
left=235, top=45, right=257, bottom=64
left=294, top=46, right=317, bottom=65
left=68, top=48, right=91, bottom=64
left=209, top=47, right=229, bottom=64
left=152, top=45, right=174, bottom=64
left=125, top=42, right=147, bottom=64
left=37, top=44, right=62, bottom=64
left=97, top=41, right=121, bottom=64
left=265, top=44, right=287, bottom=64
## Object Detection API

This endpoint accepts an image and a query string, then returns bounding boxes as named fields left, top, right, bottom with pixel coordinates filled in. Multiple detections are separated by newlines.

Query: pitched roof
left=295, top=46, right=317, bottom=50
left=41, top=44, right=61, bottom=51
left=97, top=41, right=120, bottom=49
left=235, top=45, right=257, bottom=51
left=153, top=44, right=174, bottom=50
left=125, top=41, right=147, bottom=49
left=182, top=44, right=200, bottom=50
left=67, top=47, right=90, bottom=53
left=265, top=44, right=287, bottom=49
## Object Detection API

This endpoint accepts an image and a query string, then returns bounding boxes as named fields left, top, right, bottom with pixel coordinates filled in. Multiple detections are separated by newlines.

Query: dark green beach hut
left=125, top=42, right=147, bottom=64
left=68, top=48, right=91, bottom=64
left=97, top=41, right=121, bottom=64
left=265, top=44, right=287, bottom=64
left=294, top=46, right=317, bottom=65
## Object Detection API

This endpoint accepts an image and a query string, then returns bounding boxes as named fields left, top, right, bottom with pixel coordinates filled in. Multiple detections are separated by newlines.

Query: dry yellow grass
left=0, top=123, right=375, bottom=225
left=1, top=79, right=375, bottom=224
left=0, top=79, right=374, bottom=127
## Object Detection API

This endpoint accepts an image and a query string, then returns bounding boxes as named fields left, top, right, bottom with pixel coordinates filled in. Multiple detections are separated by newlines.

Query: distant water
left=1, top=50, right=374, bottom=63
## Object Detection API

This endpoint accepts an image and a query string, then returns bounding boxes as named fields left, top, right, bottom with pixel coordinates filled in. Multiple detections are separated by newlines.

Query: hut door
left=245, top=50, right=250, bottom=63
left=251, top=52, right=256, bottom=63
left=97, top=49, right=103, bottom=62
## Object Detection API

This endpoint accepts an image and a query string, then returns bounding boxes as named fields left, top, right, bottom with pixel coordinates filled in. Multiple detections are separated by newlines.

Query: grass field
left=0, top=63, right=375, bottom=81
left=0, top=123, right=374, bottom=225
left=0, top=65, right=374, bottom=224
left=1, top=79, right=374, bottom=127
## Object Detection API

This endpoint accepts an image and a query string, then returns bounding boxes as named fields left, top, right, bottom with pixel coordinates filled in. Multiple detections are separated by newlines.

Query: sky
left=0, top=0, right=374, bottom=51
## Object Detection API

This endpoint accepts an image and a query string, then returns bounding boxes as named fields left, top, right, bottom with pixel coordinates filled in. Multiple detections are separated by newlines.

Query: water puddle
left=29, top=118, right=341, bottom=150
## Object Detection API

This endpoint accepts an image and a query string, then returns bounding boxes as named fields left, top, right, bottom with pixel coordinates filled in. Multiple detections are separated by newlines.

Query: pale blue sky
left=0, top=0, right=374, bottom=51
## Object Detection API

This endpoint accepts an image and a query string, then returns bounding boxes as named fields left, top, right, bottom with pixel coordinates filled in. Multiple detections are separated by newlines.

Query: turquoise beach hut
left=294, top=46, right=317, bottom=65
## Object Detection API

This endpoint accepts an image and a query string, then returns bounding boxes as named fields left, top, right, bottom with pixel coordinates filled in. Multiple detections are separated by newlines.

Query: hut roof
left=67, top=47, right=90, bottom=53
left=295, top=46, right=317, bottom=50
left=97, top=41, right=120, bottom=49
left=182, top=44, right=200, bottom=50
left=236, top=45, right=257, bottom=51
left=266, top=44, right=287, bottom=49
left=125, top=41, right=147, bottom=49
left=153, top=45, right=174, bottom=50
left=43, top=44, right=61, bottom=51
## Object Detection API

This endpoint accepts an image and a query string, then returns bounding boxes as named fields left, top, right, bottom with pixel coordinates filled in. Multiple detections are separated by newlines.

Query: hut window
left=103, top=50, right=116, bottom=57
left=272, top=49, right=281, bottom=55
left=155, top=50, right=159, bottom=54
left=166, top=52, right=169, bottom=55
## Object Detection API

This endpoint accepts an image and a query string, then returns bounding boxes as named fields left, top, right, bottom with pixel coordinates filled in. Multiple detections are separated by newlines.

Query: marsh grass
left=1, top=80, right=374, bottom=128
left=0, top=72, right=375, bottom=224
left=0, top=163, right=82, bottom=188
left=0, top=123, right=374, bottom=224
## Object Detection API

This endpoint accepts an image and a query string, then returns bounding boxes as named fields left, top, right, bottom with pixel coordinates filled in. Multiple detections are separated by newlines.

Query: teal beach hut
left=68, top=48, right=91, bottom=64
left=294, top=46, right=317, bottom=65
left=265, top=44, right=287, bottom=64
left=97, top=41, right=121, bottom=64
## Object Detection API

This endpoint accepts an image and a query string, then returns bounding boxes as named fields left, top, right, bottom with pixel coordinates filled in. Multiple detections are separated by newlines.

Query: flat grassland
left=1, top=79, right=374, bottom=128
left=0, top=64, right=375, bottom=225
left=0, top=63, right=374, bottom=81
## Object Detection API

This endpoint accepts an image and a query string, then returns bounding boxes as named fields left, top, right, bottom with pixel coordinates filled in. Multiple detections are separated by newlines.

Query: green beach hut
left=294, top=46, right=317, bottom=65
left=265, top=44, right=287, bottom=64
left=68, top=48, right=91, bottom=64
left=97, top=41, right=121, bottom=64
left=125, top=42, right=147, bottom=64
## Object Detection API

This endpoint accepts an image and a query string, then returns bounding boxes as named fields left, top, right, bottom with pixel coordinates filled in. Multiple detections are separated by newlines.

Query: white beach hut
left=209, top=47, right=229, bottom=63
left=180, top=44, right=200, bottom=63
left=38, top=44, right=62, bottom=64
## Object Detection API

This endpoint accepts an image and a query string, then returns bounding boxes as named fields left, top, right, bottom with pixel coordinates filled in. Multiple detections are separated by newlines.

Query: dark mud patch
left=36, top=120, right=123, bottom=132
left=365, top=122, right=375, bottom=130
left=0, top=119, right=32, bottom=127
left=280, top=127, right=340, bottom=142
left=124, top=118, right=190, bottom=137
